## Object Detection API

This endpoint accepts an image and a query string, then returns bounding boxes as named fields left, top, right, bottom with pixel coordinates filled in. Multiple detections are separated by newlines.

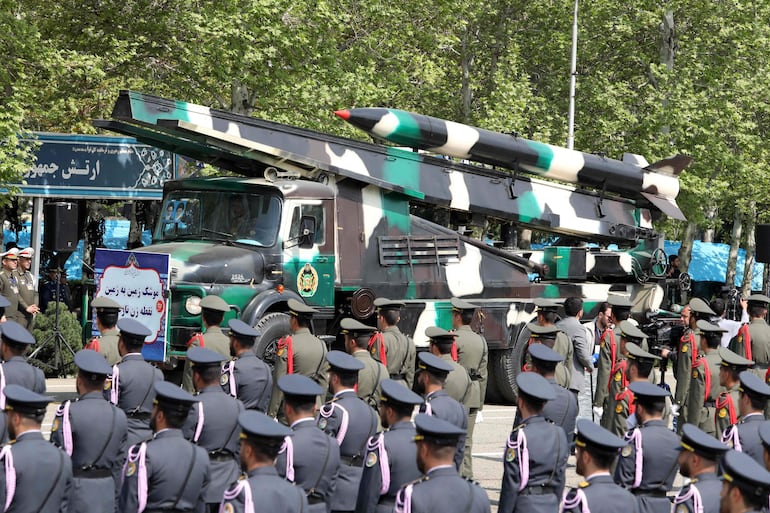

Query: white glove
left=671, top=404, right=680, bottom=417
left=592, top=406, right=604, bottom=418
left=475, top=411, right=484, bottom=424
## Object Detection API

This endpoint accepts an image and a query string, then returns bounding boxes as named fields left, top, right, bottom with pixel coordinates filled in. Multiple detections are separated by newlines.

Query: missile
left=334, top=108, right=690, bottom=220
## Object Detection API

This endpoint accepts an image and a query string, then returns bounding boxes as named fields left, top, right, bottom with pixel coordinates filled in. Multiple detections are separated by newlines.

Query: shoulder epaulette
left=578, top=480, right=591, bottom=488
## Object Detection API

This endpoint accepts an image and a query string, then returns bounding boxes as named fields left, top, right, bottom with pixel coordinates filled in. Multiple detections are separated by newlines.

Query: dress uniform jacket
left=276, top=417, right=341, bottom=513
left=561, top=473, right=640, bottom=513
left=715, top=384, right=741, bottom=435
left=220, top=466, right=309, bottom=513
left=50, top=391, right=128, bottom=512
left=105, top=353, right=164, bottom=448
left=499, top=415, right=568, bottom=513
left=440, top=354, right=473, bottom=407
left=269, top=327, right=329, bottom=416
left=600, top=357, right=628, bottom=435
left=0, top=270, right=21, bottom=323
left=454, top=325, right=488, bottom=409
left=182, top=326, right=230, bottom=392
left=381, top=326, right=415, bottom=387
left=594, top=327, right=621, bottom=409
left=614, top=420, right=680, bottom=513
left=221, top=352, right=272, bottom=412
left=317, top=389, right=378, bottom=512
left=352, top=350, right=388, bottom=407
left=749, top=318, right=770, bottom=368
left=686, top=348, right=722, bottom=436
left=670, top=471, right=721, bottom=513
left=394, top=465, right=490, bottom=513
left=356, top=420, right=421, bottom=513
left=1, top=356, right=46, bottom=395
left=86, top=327, right=121, bottom=365
left=120, top=428, right=210, bottom=513
left=182, top=384, right=244, bottom=505
left=721, top=413, right=765, bottom=465
left=420, top=390, right=467, bottom=471
left=674, top=329, right=697, bottom=429
left=512, top=378, right=578, bottom=444
left=13, top=268, right=37, bottom=330
left=0, top=430, right=73, bottom=513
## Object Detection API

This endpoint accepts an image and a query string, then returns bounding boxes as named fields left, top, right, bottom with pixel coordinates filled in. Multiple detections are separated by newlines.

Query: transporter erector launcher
left=335, top=108, right=690, bottom=221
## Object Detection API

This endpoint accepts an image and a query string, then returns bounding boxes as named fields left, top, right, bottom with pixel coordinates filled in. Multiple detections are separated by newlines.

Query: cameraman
left=711, top=297, right=748, bottom=348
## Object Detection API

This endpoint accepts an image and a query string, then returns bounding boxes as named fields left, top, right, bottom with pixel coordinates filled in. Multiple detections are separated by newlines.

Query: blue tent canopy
left=665, top=240, right=764, bottom=290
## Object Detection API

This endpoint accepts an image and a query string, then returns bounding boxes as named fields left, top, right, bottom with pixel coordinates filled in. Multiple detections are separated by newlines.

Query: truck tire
left=254, top=312, right=291, bottom=368
left=489, top=327, right=530, bottom=403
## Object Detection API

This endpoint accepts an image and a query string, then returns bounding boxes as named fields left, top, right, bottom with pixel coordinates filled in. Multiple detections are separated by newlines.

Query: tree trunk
left=702, top=205, right=717, bottom=243
left=741, top=201, right=757, bottom=296
left=127, top=202, right=142, bottom=248
left=678, top=221, right=697, bottom=274
left=725, top=210, right=742, bottom=287
left=459, top=28, right=473, bottom=123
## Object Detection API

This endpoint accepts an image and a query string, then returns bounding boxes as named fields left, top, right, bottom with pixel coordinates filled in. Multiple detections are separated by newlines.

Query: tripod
left=29, top=266, right=77, bottom=377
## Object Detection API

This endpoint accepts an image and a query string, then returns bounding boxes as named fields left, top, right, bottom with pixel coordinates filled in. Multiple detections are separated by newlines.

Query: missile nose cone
left=334, top=110, right=350, bottom=121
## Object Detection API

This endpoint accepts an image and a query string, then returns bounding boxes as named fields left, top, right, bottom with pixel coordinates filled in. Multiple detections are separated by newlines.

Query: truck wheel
left=254, top=312, right=291, bottom=368
left=489, top=327, right=530, bottom=403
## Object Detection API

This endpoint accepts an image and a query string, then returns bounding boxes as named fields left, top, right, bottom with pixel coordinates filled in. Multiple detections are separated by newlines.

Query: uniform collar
left=425, top=464, right=456, bottom=476
left=153, top=428, right=183, bottom=439
left=248, top=465, right=280, bottom=478
left=333, top=389, right=356, bottom=399
left=14, top=430, right=43, bottom=442
left=293, top=327, right=311, bottom=335
left=78, top=391, right=106, bottom=401
left=204, top=325, right=223, bottom=334
left=389, top=420, right=415, bottom=431
left=291, top=417, right=317, bottom=429
left=103, top=328, right=119, bottom=336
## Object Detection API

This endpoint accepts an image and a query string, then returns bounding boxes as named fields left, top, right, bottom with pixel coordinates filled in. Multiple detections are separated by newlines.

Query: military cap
left=117, top=318, right=152, bottom=339
left=527, top=322, right=558, bottom=339
left=719, top=347, right=755, bottom=370
left=746, top=294, right=770, bottom=305
left=574, top=418, right=626, bottom=454
left=696, top=319, right=726, bottom=334
left=3, top=384, right=51, bottom=415
left=689, top=297, right=716, bottom=316
left=416, top=352, right=453, bottom=377
left=739, top=370, right=770, bottom=398
left=0, top=295, right=9, bottom=308
left=239, top=410, right=292, bottom=441
left=154, top=381, right=197, bottom=414
left=534, top=298, right=560, bottom=312
left=758, top=421, right=770, bottom=448
left=228, top=318, right=260, bottom=338
left=516, top=371, right=556, bottom=402
left=721, top=449, right=770, bottom=500
left=0, top=321, right=35, bottom=345
left=92, top=296, right=121, bottom=310
left=74, top=349, right=112, bottom=377
left=287, top=298, right=318, bottom=316
left=326, top=349, right=365, bottom=374
left=678, top=424, right=728, bottom=459
left=374, top=298, right=405, bottom=311
left=187, top=346, right=226, bottom=367
left=380, top=379, right=423, bottom=406
left=619, top=320, right=648, bottom=342
left=1, top=248, right=18, bottom=260
left=607, top=295, right=634, bottom=308
left=625, top=342, right=660, bottom=364
left=413, top=413, right=464, bottom=446
left=628, top=381, right=669, bottom=400
left=450, top=297, right=478, bottom=312
left=528, top=342, right=564, bottom=364
left=199, top=295, right=230, bottom=312
left=17, top=247, right=34, bottom=259
left=277, top=374, right=323, bottom=398
left=425, top=326, right=455, bottom=344
left=340, top=318, right=377, bottom=336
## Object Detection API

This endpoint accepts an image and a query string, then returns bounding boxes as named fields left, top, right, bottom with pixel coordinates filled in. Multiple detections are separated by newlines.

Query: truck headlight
left=185, top=296, right=202, bottom=315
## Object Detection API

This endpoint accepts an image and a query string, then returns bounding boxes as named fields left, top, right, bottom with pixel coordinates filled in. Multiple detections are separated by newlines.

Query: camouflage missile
left=334, top=108, right=690, bottom=220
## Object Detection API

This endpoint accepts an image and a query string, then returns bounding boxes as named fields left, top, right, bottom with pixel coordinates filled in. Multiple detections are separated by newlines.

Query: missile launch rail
left=94, top=90, right=689, bottom=401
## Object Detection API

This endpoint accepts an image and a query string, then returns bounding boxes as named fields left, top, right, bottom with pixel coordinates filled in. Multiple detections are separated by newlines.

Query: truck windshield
left=154, top=190, right=282, bottom=246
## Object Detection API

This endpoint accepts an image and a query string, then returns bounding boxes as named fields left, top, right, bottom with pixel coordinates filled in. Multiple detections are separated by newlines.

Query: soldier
left=0, top=294, right=9, bottom=323
left=105, top=317, right=164, bottom=447
left=614, top=381, right=680, bottom=513
left=556, top=296, right=593, bottom=399
left=317, top=351, right=379, bottom=513
left=221, top=319, right=272, bottom=412
left=269, top=299, right=328, bottom=418
left=721, top=371, right=770, bottom=465
left=529, top=299, right=573, bottom=388
left=608, top=340, right=661, bottom=437
left=499, top=372, right=568, bottom=513
left=394, top=414, right=490, bottom=513
left=593, top=295, right=634, bottom=419
left=561, top=419, right=638, bottom=513
left=450, top=297, right=488, bottom=479
left=219, top=410, right=309, bottom=513
left=340, top=318, right=387, bottom=407
left=739, top=294, right=770, bottom=368
left=0, top=384, right=73, bottom=512
left=373, top=298, right=415, bottom=388
left=84, top=296, right=122, bottom=365
left=687, top=319, right=725, bottom=436
left=415, top=352, right=467, bottom=471
left=183, top=346, right=244, bottom=513
left=758, top=422, right=770, bottom=471
left=50, top=350, right=128, bottom=512
left=718, top=450, right=770, bottom=513
left=14, top=247, right=39, bottom=330
left=120, top=381, right=210, bottom=512
left=0, top=321, right=46, bottom=396
left=356, top=379, right=423, bottom=513
left=600, top=320, right=643, bottom=434
left=274, top=375, right=340, bottom=513
left=715, top=347, right=755, bottom=435
left=671, top=424, right=729, bottom=513
left=182, top=294, right=231, bottom=392
left=0, top=248, right=21, bottom=324
left=425, top=326, right=472, bottom=407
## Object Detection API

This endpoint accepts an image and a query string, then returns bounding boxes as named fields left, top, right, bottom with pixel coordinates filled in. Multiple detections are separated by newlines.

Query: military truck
left=95, top=90, right=688, bottom=401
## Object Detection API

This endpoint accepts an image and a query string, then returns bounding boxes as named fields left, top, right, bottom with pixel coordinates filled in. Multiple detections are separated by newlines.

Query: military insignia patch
left=297, top=263, right=319, bottom=298
left=223, top=503, right=235, bottom=513
left=319, top=418, right=327, bottom=430
left=220, top=373, right=229, bottom=386
left=621, top=445, right=632, bottom=457
left=104, top=380, right=112, bottom=391
left=682, top=344, right=688, bottom=353
left=692, top=370, right=698, bottom=379
left=676, top=504, right=689, bottom=513
left=366, top=452, right=378, bottom=467
left=277, top=348, right=284, bottom=357
left=719, top=408, right=727, bottom=418
left=125, top=462, right=137, bottom=477
left=614, top=372, right=621, bottom=382
left=615, top=404, right=623, bottom=413
left=52, top=419, right=60, bottom=432
left=726, top=439, right=734, bottom=448
left=505, top=447, right=516, bottom=462
left=578, top=481, right=590, bottom=488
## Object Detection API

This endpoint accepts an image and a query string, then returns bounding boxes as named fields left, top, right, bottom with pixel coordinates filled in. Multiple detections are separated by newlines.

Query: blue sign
left=14, top=133, right=177, bottom=199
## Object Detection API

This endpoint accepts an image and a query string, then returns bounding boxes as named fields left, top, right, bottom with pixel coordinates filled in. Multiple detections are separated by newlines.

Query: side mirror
left=298, top=215, right=316, bottom=249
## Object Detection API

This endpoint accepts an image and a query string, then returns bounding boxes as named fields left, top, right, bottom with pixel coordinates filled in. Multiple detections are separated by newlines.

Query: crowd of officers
left=3, top=290, right=770, bottom=513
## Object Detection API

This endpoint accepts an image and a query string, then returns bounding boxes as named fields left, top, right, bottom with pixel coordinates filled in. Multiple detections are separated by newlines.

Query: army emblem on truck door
left=298, top=263, right=319, bottom=297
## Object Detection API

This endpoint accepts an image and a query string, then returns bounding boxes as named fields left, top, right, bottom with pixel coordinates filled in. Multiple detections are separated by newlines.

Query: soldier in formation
left=0, top=248, right=21, bottom=324
left=594, top=295, right=635, bottom=419
left=716, top=347, right=756, bottom=434
left=671, top=423, right=728, bottom=513
left=84, top=296, right=122, bottom=364
left=182, top=294, right=231, bottom=392
left=372, top=298, right=415, bottom=388
left=687, top=319, right=725, bottom=436
left=720, top=370, right=770, bottom=465
left=14, top=247, right=39, bottom=330
left=340, top=318, right=387, bottom=406
left=424, top=326, right=472, bottom=407
left=220, top=319, right=272, bottom=412
left=607, top=340, right=660, bottom=437
left=528, top=299, right=573, bottom=388
left=718, top=450, right=770, bottom=513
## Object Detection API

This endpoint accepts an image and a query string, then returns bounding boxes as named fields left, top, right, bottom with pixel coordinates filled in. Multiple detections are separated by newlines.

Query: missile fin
left=622, top=153, right=650, bottom=168
left=640, top=192, right=687, bottom=221
left=645, top=154, right=692, bottom=176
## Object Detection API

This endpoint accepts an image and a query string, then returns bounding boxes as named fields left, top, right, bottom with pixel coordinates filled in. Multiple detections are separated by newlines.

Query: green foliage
left=30, top=302, right=83, bottom=377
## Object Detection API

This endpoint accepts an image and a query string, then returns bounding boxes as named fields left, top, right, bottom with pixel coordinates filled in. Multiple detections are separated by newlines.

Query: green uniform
left=674, top=329, right=697, bottom=431
left=715, top=384, right=741, bottom=435
left=749, top=318, right=770, bottom=370
left=352, top=349, right=387, bottom=407
left=13, top=269, right=38, bottom=330
left=594, top=327, right=620, bottom=409
left=181, top=326, right=230, bottom=392
left=0, top=269, right=22, bottom=324
left=453, top=324, right=488, bottom=479
left=440, top=354, right=472, bottom=407
left=381, top=325, right=415, bottom=387
left=268, top=327, right=328, bottom=417
left=686, top=348, right=722, bottom=436
left=600, top=357, right=627, bottom=436
left=86, top=327, right=121, bottom=366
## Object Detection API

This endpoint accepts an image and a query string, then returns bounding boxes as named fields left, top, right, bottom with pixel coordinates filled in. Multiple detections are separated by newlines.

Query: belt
left=208, top=450, right=236, bottom=462
left=126, top=411, right=151, bottom=420
left=704, top=400, right=716, bottom=407
left=73, top=467, right=112, bottom=478
left=341, top=454, right=364, bottom=467
left=307, top=493, right=326, bottom=505
left=519, top=485, right=557, bottom=496
left=378, top=497, right=396, bottom=506
left=631, top=489, right=668, bottom=498
left=389, top=373, right=407, bottom=380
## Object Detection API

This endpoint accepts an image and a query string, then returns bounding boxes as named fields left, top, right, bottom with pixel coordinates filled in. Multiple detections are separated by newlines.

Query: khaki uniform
left=268, top=327, right=328, bottom=416
left=181, top=325, right=230, bottom=392
left=749, top=318, right=770, bottom=371
left=380, top=326, right=415, bottom=387
left=440, top=354, right=472, bottom=407
left=86, top=327, right=121, bottom=365
left=13, top=269, right=38, bottom=330
left=686, top=348, right=722, bottom=436
left=453, top=324, right=488, bottom=479
left=0, top=269, right=22, bottom=323
left=601, top=357, right=627, bottom=436
left=674, top=329, right=697, bottom=431
left=352, top=349, right=387, bottom=406
left=716, top=384, right=741, bottom=435
left=594, top=327, right=620, bottom=408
